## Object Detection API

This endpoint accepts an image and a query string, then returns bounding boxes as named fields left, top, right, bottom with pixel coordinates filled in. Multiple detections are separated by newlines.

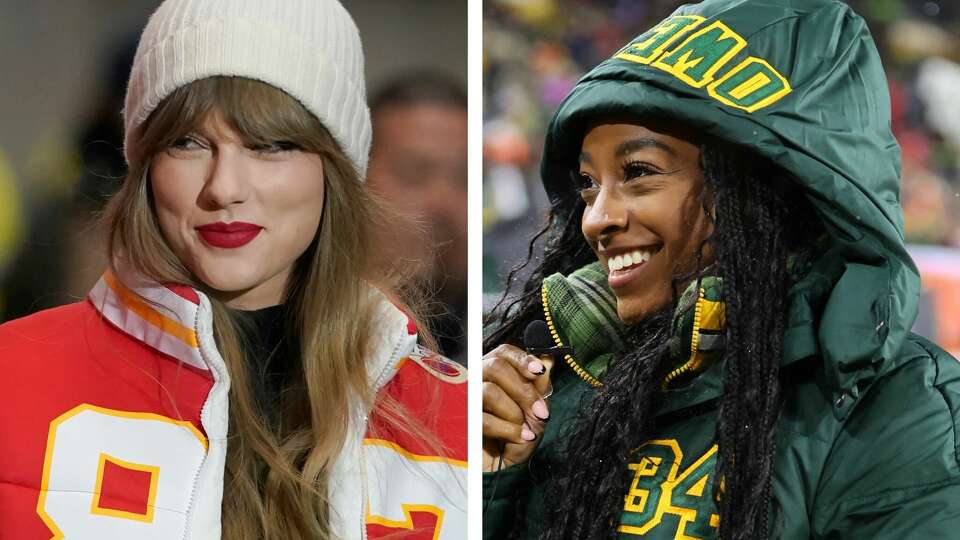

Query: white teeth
left=608, top=250, right=653, bottom=272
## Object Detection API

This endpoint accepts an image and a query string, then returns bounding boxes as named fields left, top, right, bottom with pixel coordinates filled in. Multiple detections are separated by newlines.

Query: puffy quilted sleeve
left=812, top=337, right=960, bottom=538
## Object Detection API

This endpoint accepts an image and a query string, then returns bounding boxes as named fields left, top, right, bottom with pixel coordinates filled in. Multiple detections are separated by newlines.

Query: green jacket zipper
left=541, top=282, right=603, bottom=388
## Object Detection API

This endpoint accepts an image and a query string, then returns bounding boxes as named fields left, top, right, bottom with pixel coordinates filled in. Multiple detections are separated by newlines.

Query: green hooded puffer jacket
left=483, top=0, right=960, bottom=538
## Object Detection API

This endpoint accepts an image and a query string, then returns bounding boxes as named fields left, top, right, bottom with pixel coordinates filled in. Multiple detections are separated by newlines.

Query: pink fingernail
left=532, top=400, right=549, bottom=420
left=528, top=359, right=545, bottom=374
left=521, top=427, right=536, bottom=441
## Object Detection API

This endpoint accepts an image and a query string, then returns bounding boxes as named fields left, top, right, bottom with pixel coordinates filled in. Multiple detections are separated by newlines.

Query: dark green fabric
left=484, top=0, right=960, bottom=538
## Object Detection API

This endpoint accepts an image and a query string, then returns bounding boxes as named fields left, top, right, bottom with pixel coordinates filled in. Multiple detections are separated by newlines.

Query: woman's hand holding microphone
left=482, top=343, right=555, bottom=471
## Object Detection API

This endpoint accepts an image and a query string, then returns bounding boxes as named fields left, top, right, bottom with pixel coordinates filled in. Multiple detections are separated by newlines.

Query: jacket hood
left=540, top=0, right=919, bottom=418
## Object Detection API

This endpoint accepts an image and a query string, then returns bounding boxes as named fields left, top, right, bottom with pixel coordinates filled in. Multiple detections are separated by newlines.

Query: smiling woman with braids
left=482, top=0, right=960, bottom=538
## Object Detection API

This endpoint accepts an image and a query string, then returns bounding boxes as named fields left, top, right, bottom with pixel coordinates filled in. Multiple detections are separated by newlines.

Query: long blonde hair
left=103, top=76, right=438, bottom=539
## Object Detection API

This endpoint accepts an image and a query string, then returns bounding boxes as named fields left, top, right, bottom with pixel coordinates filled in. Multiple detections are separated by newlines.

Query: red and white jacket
left=0, top=268, right=467, bottom=539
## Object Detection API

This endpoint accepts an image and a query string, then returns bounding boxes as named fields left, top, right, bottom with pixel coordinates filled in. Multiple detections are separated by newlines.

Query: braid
left=704, top=144, right=804, bottom=539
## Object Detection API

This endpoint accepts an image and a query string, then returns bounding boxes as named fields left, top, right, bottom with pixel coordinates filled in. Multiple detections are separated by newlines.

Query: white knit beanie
left=123, top=0, right=371, bottom=178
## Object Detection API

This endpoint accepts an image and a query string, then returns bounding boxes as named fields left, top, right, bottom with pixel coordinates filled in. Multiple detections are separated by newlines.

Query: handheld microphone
left=523, top=320, right=574, bottom=357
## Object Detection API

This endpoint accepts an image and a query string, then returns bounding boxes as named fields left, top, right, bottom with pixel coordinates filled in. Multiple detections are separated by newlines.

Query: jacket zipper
left=359, top=327, right=407, bottom=539
left=359, top=415, right=370, bottom=540
left=540, top=282, right=603, bottom=388
left=662, top=286, right=706, bottom=388
left=182, top=308, right=210, bottom=540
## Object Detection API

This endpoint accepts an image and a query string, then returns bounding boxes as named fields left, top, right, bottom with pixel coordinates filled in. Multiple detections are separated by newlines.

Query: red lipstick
left=196, top=221, right=263, bottom=248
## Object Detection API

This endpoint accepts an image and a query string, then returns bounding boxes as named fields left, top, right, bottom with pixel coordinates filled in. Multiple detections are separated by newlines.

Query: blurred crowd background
left=483, top=0, right=960, bottom=355
left=0, top=0, right=467, bottom=362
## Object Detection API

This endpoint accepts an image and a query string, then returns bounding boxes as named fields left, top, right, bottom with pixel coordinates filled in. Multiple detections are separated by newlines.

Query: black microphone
left=523, top=320, right=574, bottom=357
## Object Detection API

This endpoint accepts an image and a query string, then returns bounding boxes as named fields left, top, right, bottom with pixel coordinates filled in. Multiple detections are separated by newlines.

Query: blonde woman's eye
left=169, top=135, right=205, bottom=151
left=251, top=141, right=300, bottom=154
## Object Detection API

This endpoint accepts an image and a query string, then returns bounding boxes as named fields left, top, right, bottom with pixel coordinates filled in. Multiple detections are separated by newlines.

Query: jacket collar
left=87, top=266, right=417, bottom=390
left=543, top=265, right=729, bottom=416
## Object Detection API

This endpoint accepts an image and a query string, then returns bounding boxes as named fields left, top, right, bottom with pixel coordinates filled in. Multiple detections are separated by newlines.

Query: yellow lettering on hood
left=615, top=15, right=791, bottom=112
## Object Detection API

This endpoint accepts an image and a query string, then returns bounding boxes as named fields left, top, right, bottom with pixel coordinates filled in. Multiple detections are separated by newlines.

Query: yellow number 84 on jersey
left=620, top=440, right=720, bottom=539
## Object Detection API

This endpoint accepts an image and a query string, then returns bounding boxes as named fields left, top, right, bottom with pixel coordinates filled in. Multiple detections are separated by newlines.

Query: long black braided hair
left=485, top=139, right=823, bottom=539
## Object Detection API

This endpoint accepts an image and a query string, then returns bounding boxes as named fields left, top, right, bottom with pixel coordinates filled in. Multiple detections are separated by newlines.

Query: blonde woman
left=0, top=1, right=466, bottom=539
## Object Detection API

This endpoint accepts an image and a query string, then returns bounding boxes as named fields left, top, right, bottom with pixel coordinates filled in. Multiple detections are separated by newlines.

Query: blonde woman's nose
left=200, top=148, right=251, bottom=208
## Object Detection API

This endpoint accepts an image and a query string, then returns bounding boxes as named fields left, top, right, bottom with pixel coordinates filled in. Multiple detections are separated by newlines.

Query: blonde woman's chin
left=190, top=263, right=290, bottom=310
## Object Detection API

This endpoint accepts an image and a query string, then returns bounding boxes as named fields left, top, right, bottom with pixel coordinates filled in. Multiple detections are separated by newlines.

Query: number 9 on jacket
left=37, top=404, right=207, bottom=538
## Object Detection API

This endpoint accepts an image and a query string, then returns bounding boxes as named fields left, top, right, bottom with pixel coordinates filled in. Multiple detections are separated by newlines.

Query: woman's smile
left=602, top=244, right=662, bottom=288
left=196, top=221, right=264, bottom=249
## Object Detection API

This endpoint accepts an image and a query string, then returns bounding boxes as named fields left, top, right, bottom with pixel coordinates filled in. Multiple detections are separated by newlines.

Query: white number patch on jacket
left=364, top=439, right=467, bottom=539
left=37, top=404, right=207, bottom=539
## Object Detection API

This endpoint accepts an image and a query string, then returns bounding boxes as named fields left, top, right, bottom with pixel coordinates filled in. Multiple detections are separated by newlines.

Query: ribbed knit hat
left=123, top=0, right=371, bottom=178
